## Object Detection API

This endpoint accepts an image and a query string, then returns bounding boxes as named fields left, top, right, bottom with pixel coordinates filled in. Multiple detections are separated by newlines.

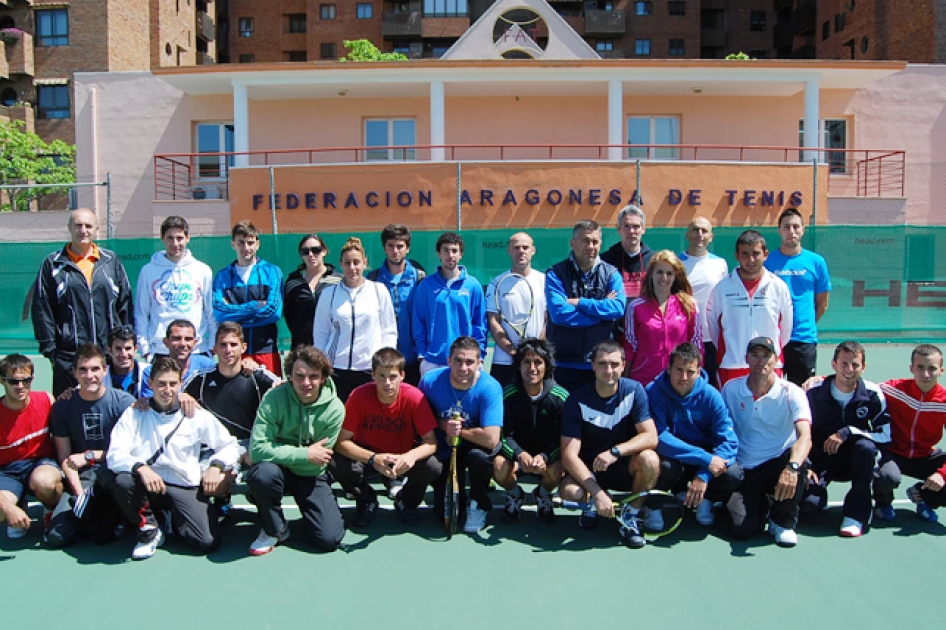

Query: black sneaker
left=394, top=496, right=420, bottom=526
left=354, top=499, right=379, bottom=527
left=618, top=513, right=646, bottom=549
left=501, top=485, right=525, bottom=524
left=534, top=487, right=555, bottom=523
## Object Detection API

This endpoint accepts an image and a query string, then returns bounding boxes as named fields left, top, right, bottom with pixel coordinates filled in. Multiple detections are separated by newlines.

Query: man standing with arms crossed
left=679, top=218, right=729, bottom=387
left=764, top=208, right=832, bottom=385
left=485, top=232, right=546, bottom=385
left=546, top=220, right=625, bottom=393
left=368, top=224, right=427, bottom=386
left=32, top=208, right=134, bottom=395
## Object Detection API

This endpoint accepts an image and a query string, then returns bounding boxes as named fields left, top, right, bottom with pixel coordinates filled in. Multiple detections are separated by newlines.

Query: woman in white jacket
left=312, top=237, right=397, bottom=401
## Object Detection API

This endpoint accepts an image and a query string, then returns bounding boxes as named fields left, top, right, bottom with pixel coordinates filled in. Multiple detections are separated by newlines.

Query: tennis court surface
left=4, top=344, right=943, bottom=630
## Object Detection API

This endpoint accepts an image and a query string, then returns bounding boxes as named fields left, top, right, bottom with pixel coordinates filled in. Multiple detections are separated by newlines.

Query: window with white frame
left=798, top=118, right=848, bottom=173
left=627, top=116, right=680, bottom=159
left=195, top=122, right=235, bottom=178
left=365, top=119, right=416, bottom=161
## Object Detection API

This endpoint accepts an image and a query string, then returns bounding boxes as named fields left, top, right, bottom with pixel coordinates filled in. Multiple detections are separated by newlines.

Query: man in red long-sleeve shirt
left=875, top=344, right=946, bottom=523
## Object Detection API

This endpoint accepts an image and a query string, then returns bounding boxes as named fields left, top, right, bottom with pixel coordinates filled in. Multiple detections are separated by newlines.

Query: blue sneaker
left=618, top=509, right=646, bottom=549
left=874, top=504, right=896, bottom=522
left=907, top=484, right=939, bottom=523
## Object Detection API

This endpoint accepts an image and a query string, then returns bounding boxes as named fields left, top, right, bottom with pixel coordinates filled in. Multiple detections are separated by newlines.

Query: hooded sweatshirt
left=250, top=377, right=345, bottom=477
left=601, top=241, right=654, bottom=300
left=646, top=369, right=738, bottom=483
left=411, top=265, right=487, bottom=366
left=134, top=250, right=216, bottom=356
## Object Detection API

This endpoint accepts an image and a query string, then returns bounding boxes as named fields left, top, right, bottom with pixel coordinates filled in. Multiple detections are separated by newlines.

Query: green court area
left=3, top=344, right=943, bottom=630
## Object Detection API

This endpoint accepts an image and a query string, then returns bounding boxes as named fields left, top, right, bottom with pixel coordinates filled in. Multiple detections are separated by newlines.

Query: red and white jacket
left=705, top=269, right=793, bottom=371
left=880, top=379, right=946, bottom=474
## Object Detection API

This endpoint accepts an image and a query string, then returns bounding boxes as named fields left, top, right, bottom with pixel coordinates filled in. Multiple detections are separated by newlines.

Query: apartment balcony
left=197, top=50, right=214, bottom=65
left=793, top=0, right=816, bottom=34
left=701, top=28, right=726, bottom=49
left=774, top=20, right=795, bottom=47
left=6, top=102, right=33, bottom=131
left=197, top=10, right=215, bottom=42
left=585, top=10, right=625, bottom=36
left=6, top=30, right=32, bottom=76
left=382, top=11, right=422, bottom=37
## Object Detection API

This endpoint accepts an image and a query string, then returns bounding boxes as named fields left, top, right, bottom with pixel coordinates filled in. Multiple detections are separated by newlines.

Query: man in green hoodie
left=245, top=345, right=346, bottom=556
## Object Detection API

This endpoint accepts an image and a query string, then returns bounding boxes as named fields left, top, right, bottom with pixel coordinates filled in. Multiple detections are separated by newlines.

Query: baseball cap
left=746, top=336, right=777, bottom=355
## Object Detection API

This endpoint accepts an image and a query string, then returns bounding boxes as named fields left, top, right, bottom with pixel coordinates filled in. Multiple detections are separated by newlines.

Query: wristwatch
left=786, top=461, right=801, bottom=473
left=610, top=446, right=621, bottom=459
left=209, top=460, right=233, bottom=473
left=84, top=450, right=96, bottom=466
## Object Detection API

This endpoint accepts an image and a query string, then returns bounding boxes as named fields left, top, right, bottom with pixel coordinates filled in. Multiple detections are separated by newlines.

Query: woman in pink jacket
left=623, top=250, right=702, bottom=386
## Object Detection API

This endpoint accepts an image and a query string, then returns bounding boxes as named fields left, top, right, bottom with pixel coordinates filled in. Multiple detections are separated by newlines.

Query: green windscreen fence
left=8, top=225, right=945, bottom=354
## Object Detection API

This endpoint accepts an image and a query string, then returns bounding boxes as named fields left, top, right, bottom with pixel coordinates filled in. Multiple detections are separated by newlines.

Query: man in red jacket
left=875, top=344, right=946, bottom=523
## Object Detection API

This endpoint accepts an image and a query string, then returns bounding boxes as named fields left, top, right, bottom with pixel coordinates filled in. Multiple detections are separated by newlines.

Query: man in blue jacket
left=647, top=343, right=742, bottom=527
left=545, top=220, right=625, bottom=393
left=213, top=221, right=285, bottom=375
left=412, top=232, right=486, bottom=375
left=367, top=224, right=426, bottom=386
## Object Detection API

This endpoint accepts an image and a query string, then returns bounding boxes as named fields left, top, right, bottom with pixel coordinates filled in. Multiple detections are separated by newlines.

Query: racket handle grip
left=449, top=436, right=460, bottom=447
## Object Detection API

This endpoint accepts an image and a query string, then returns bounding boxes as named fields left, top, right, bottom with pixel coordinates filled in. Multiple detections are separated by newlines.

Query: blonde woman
left=312, top=237, right=397, bottom=401
left=622, top=250, right=702, bottom=386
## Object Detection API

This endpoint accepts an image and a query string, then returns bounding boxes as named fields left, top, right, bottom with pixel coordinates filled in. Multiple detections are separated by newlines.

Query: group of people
left=1, top=205, right=943, bottom=560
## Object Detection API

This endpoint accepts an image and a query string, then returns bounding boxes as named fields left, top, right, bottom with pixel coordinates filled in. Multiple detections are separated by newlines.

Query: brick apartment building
left=0, top=0, right=216, bottom=146
left=221, top=0, right=820, bottom=63
left=816, top=0, right=946, bottom=62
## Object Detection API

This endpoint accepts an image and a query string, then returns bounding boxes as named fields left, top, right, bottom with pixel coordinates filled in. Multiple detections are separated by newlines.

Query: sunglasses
left=300, top=246, right=325, bottom=256
left=3, top=376, right=33, bottom=386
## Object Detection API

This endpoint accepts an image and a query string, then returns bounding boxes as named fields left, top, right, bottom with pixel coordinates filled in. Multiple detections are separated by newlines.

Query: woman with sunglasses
left=312, top=237, right=397, bottom=401
left=283, top=235, right=343, bottom=350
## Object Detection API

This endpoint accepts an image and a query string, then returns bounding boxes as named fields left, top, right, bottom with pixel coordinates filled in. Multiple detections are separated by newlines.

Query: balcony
left=793, top=0, right=816, bottom=34
left=6, top=31, right=32, bottom=76
left=0, top=42, right=8, bottom=79
left=774, top=20, right=795, bottom=47
left=197, top=50, right=214, bottom=65
left=382, top=11, right=422, bottom=37
left=701, top=28, right=725, bottom=49
left=585, top=10, right=625, bottom=36
left=5, top=102, right=33, bottom=131
left=197, top=10, right=215, bottom=42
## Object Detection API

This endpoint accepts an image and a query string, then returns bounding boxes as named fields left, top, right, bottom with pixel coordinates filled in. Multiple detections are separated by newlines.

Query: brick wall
left=34, top=2, right=109, bottom=77
left=106, top=0, right=151, bottom=70
left=151, top=0, right=196, bottom=67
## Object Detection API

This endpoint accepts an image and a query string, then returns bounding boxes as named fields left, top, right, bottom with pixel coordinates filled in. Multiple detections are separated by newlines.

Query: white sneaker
left=641, top=506, right=664, bottom=532
left=695, top=499, right=715, bottom=526
left=463, top=500, right=488, bottom=534
left=248, top=527, right=290, bottom=557
left=132, top=527, right=165, bottom=561
left=839, top=516, right=864, bottom=538
left=6, top=524, right=29, bottom=539
left=767, top=519, right=798, bottom=547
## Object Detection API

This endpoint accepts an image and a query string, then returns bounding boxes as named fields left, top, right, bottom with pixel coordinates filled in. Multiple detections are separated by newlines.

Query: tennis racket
left=444, top=412, right=462, bottom=538
left=558, top=489, right=684, bottom=539
left=495, top=273, right=535, bottom=344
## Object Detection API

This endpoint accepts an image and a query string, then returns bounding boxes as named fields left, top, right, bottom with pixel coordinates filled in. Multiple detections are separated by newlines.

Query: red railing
left=154, top=143, right=906, bottom=201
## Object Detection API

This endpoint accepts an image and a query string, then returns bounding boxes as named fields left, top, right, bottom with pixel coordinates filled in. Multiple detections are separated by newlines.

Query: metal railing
left=153, top=143, right=906, bottom=201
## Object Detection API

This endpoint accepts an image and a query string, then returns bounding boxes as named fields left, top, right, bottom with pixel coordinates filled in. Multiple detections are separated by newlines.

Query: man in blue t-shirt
left=764, top=208, right=832, bottom=386
left=141, top=320, right=215, bottom=398
left=560, top=340, right=660, bottom=548
left=420, top=336, right=503, bottom=534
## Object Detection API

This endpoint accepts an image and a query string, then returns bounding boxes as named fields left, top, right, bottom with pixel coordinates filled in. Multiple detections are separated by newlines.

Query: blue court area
left=3, top=344, right=943, bottom=630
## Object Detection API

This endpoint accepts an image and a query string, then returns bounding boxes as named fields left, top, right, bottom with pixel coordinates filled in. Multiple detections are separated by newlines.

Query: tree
left=0, top=119, right=76, bottom=212
left=340, top=39, right=409, bottom=62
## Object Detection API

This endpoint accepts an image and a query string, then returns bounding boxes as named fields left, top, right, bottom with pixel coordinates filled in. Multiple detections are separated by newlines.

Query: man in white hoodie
left=135, top=216, right=216, bottom=359
left=104, top=356, right=239, bottom=560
